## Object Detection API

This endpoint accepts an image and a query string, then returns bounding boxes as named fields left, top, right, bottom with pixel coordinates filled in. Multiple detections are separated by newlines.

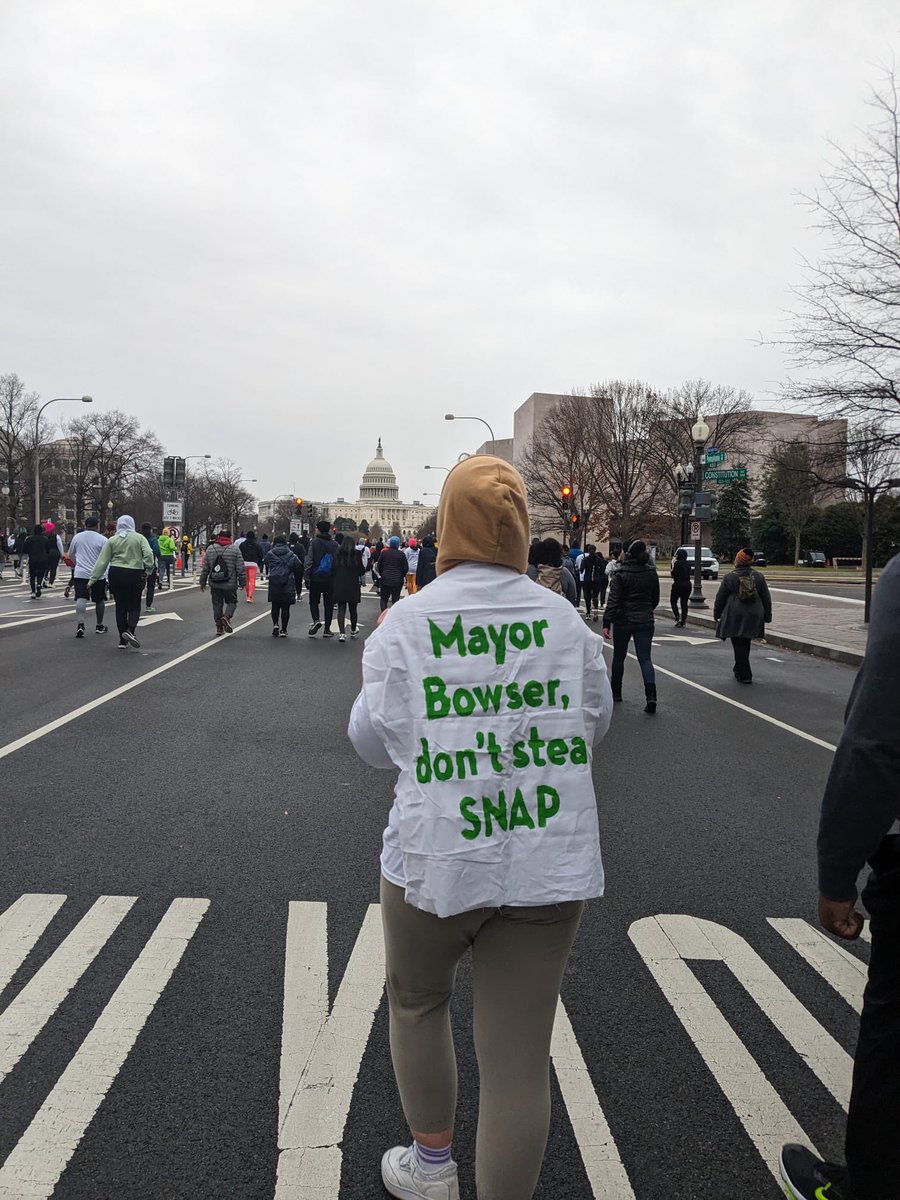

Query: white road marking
left=275, top=902, right=385, bottom=1198
left=768, top=586, right=863, bottom=606
left=0, top=609, right=73, bottom=631
left=0, top=896, right=137, bottom=1082
left=551, top=1000, right=635, bottom=1198
left=629, top=915, right=819, bottom=1181
left=768, top=919, right=867, bottom=1013
left=140, top=612, right=184, bottom=625
left=655, top=635, right=713, bottom=645
left=765, top=657, right=784, bottom=662
left=0, top=894, right=67, bottom=994
left=0, top=611, right=271, bottom=763
left=0, top=898, right=208, bottom=1200
left=601, top=642, right=837, bottom=752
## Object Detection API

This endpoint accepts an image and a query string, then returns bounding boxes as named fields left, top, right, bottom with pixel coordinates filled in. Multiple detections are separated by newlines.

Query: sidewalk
left=662, top=582, right=868, bottom=667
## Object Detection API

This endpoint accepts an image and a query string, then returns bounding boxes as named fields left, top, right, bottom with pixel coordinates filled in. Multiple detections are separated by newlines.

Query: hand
left=603, top=627, right=611, bottom=640
left=818, top=894, right=864, bottom=940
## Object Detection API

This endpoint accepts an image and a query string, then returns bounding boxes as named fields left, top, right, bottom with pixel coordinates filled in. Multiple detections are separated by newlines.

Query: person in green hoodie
left=89, top=515, right=155, bottom=648
left=157, top=527, right=178, bottom=589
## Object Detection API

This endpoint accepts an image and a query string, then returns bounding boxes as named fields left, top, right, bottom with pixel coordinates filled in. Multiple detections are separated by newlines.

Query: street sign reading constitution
left=703, top=468, right=747, bottom=482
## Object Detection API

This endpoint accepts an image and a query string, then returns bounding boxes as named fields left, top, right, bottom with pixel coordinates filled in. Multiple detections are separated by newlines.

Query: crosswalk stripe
left=0, top=895, right=136, bottom=1083
left=629, top=915, right=819, bottom=1181
left=551, top=1000, right=634, bottom=1198
left=768, top=918, right=867, bottom=1013
left=0, top=894, right=67, bottom=994
left=275, top=902, right=385, bottom=1198
left=0, top=897, right=208, bottom=1200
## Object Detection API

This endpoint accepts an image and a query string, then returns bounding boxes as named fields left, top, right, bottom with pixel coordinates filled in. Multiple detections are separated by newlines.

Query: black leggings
left=731, top=636, right=752, bottom=681
left=46, top=554, right=60, bottom=584
left=337, top=600, right=358, bottom=632
left=380, top=584, right=402, bottom=611
left=108, top=566, right=144, bottom=636
left=272, top=601, right=291, bottom=631
left=29, top=562, right=47, bottom=593
left=671, top=583, right=691, bottom=623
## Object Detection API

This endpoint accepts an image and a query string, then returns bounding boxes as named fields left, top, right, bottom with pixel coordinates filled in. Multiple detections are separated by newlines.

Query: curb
left=659, top=608, right=864, bottom=668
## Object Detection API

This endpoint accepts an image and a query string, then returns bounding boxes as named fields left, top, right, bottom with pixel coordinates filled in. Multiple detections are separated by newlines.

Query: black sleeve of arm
left=602, top=575, right=621, bottom=625
left=758, top=574, right=772, bottom=623
left=818, top=557, right=900, bottom=900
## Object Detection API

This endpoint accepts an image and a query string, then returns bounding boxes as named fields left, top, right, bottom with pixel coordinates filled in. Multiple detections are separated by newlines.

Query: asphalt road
left=0, top=572, right=864, bottom=1199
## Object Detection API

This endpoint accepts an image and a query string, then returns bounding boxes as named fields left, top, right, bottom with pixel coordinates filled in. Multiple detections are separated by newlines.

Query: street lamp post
left=424, top=465, right=450, bottom=473
left=34, top=396, right=93, bottom=525
left=689, top=417, right=710, bottom=609
left=838, top=475, right=900, bottom=622
left=444, top=414, right=496, bottom=454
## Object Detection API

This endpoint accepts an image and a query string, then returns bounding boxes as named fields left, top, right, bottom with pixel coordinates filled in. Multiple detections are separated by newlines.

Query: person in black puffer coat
left=378, top=536, right=408, bottom=611
left=602, top=540, right=661, bottom=712
left=415, top=535, right=438, bottom=589
left=670, top=547, right=692, bottom=626
left=264, top=536, right=304, bottom=637
left=333, top=537, right=364, bottom=640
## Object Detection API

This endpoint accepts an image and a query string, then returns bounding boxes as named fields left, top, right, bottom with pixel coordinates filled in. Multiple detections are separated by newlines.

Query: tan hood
left=436, top=455, right=529, bottom=576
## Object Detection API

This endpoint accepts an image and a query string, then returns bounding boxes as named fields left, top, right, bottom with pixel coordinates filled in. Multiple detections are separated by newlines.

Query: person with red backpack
left=713, top=547, right=773, bottom=684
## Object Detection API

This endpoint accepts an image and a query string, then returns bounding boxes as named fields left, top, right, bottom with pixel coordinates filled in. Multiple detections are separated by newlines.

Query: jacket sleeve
left=713, top=578, right=729, bottom=620
left=140, top=536, right=155, bottom=572
left=563, top=570, right=576, bottom=604
left=88, top=538, right=113, bottom=585
left=757, top=574, right=773, bottom=623
left=199, top=548, right=211, bottom=587
left=235, top=548, right=246, bottom=588
left=817, top=558, right=900, bottom=901
left=348, top=687, right=395, bottom=768
left=651, top=571, right=660, bottom=609
left=293, top=556, right=304, bottom=587
left=602, top=573, right=622, bottom=626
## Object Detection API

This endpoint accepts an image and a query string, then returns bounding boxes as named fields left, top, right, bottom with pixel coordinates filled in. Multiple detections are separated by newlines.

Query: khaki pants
left=380, top=876, right=583, bottom=1200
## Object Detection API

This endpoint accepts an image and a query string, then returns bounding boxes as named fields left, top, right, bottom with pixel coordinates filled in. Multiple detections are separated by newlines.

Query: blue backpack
left=314, top=549, right=334, bottom=579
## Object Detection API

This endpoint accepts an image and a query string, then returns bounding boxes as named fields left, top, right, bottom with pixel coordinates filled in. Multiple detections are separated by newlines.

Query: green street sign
left=703, top=450, right=726, bottom=464
left=703, top=467, right=747, bottom=482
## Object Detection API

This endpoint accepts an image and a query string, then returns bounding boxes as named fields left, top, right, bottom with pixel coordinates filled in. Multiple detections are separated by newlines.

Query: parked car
left=671, top=545, right=719, bottom=579
left=752, top=551, right=767, bottom=567
left=798, top=550, right=827, bottom=567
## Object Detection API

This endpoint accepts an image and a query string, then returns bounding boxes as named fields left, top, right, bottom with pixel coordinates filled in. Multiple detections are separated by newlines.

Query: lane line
left=0, top=610, right=73, bottom=631
left=0, top=896, right=137, bottom=1082
left=601, top=642, right=837, bottom=752
left=0, top=612, right=271, bottom=764
left=767, top=587, right=863, bottom=606
left=0, top=895, right=67, bottom=994
left=275, top=902, right=385, bottom=1198
left=768, top=919, right=867, bottom=1013
left=551, top=999, right=635, bottom=1198
left=630, top=916, right=818, bottom=1181
left=0, top=898, right=208, bottom=1200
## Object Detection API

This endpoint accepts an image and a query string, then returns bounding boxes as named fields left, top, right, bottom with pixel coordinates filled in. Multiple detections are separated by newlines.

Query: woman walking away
left=603, top=539, right=660, bottom=712
left=526, top=536, right=577, bottom=604
left=415, top=535, right=438, bottom=589
left=713, top=548, right=772, bottom=684
left=240, top=530, right=264, bottom=603
left=404, top=537, right=420, bottom=595
left=23, top=524, right=50, bottom=598
left=334, top=536, right=364, bottom=641
left=88, top=516, right=154, bottom=648
left=264, top=535, right=303, bottom=637
left=378, top=536, right=408, bottom=611
left=349, top=454, right=612, bottom=1200
left=670, top=547, right=692, bottom=626
left=45, top=523, right=64, bottom=586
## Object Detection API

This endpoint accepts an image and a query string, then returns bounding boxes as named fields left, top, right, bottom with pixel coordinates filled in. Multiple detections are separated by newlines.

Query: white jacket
left=349, top=562, right=613, bottom=917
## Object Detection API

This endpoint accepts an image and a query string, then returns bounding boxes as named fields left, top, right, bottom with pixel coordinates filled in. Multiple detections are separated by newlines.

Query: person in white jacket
left=349, top=455, right=613, bottom=1200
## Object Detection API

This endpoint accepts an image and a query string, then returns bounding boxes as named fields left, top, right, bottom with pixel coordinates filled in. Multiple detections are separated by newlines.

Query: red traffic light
left=295, top=497, right=303, bottom=508
left=571, top=513, right=580, bottom=526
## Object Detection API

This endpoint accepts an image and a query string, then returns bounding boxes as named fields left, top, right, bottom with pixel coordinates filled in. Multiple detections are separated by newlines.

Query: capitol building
left=321, top=439, right=434, bottom=536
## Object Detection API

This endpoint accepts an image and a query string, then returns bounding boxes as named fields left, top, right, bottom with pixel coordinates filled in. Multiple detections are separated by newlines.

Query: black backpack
left=210, top=548, right=231, bottom=587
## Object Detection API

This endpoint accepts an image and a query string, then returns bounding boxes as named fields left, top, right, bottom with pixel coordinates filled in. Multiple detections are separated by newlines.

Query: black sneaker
left=780, top=1144, right=854, bottom=1200
left=221, top=614, right=234, bottom=633
left=308, top=621, right=322, bottom=636
left=272, top=626, right=280, bottom=637
left=322, top=629, right=334, bottom=639
left=75, top=624, right=85, bottom=638
left=95, top=625, right=108, bottom=634
left=279, top=629, right=287, bottom=638
left=123, top=630, right=140, bottom=648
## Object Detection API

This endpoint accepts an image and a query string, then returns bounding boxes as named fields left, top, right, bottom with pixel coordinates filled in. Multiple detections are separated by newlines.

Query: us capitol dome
left=322, top=439, right=434, bottom=536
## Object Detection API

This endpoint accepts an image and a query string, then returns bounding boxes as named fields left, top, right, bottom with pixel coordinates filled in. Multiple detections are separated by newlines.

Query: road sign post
left=162, top=501, right=184, bottom=524
left=689, top=520, right=701, bottom=540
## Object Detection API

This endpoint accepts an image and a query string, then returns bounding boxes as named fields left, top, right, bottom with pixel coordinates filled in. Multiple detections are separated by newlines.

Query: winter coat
left=158, top=533, right=177, bottom=557
left=239, top=536, right=264, bottom=568
left=378, top=547, right=408, bottom=589
left=265, top=544, right=303, bottom=603
left=305, top=533, right=340, bottom=582
left=416, top=545, right=438, bottom=588
left=526, top=562, right=577, bottom=604
left=713, top=567, right=772, bottom=640
left=334, top=552, right=365, bottom=603
left=23, top=534, right=50, bottom=564
left=671, top=559, right=692, bottom=587
left=602, top=559, right=660, bottom=627
left=258, top=537, right=272, bottom=561
left=200, top=542, right=247, bottom=591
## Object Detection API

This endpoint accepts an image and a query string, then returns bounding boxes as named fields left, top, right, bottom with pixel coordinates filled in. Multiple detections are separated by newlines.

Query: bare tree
left=0, top=373, right=40, bottom=527
left=517, top=394, right=599, bottom=539
left=204, top=458, right=257, bottom=532
left=651, top=380, right=763, bottom=488
left=763, top=439, right=828, bottom=563
left=64, top=410, right=163, bottom=517
left=774, top=68, right=900, bottom=442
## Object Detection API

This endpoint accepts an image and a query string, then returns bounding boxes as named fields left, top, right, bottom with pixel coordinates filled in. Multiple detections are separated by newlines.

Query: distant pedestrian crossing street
left=0, top=893, right=868, bottom=1198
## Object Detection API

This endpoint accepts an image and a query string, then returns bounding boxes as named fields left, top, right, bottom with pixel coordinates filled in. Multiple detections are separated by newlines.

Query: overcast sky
left=2, top=2, right=898, bottom=506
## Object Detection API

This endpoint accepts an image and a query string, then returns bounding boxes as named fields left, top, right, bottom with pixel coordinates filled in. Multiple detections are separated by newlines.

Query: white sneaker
left=381, top=1146, right=459, bottom=1200
left=338, top=633, right=346, bottom=642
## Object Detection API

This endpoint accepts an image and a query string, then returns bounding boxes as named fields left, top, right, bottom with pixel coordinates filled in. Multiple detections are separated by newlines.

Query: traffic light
left=561, top=485, right=571, bottom=510
left=163, top=456, right=175, bottom=488
left=677, top=487, right=694, bottom=516
left=571, top=512, right=580, bottom=529
left=173, top=458, right=185, bottom=489
left=295, top=497, right=303, bottom=510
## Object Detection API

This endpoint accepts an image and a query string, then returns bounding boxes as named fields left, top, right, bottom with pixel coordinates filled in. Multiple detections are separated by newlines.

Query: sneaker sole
left=123, top=633, right=141, bottom=648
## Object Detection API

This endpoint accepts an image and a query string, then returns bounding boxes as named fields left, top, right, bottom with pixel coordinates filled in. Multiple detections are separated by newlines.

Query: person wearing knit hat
left=349, top=454, right=612, bottom=1200
left=713, top=547, right=773, bottom=683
